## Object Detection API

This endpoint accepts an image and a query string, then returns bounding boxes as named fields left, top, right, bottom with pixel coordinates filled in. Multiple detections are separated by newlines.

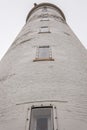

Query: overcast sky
left=0, top=0, right=87, bottom=60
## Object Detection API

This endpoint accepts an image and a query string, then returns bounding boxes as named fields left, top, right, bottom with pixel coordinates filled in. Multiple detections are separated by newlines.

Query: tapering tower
left=0, top=3, right=87, bottom=130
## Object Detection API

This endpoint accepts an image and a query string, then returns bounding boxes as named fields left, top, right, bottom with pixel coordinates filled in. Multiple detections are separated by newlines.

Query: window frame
left=39, top=26, right=51, bottom=33
left=42, top=6, right=48, bottom=12
left=40, top=14, right=49, bottom=21
left=29, top=106, right=54, bottom=130
left=33, top=45, right=54, bottom=62
left=40, top=19, right=49, bottom=22
left=25, top=104, right=58, bottom=130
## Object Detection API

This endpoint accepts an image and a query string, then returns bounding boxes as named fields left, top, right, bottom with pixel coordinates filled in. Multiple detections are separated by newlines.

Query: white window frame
left=25, top=104, right=58, bottom=130
left=39, top=26, right=50, bottom=33
left=33, top=46, right=54, bottom=62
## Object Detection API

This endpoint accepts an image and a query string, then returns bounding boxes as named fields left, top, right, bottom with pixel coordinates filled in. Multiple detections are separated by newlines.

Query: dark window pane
left=37, top=118, right=48, bottom=130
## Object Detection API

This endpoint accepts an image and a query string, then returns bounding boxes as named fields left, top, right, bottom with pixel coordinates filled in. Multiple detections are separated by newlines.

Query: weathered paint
left=0, top=3, right=87, bottom=130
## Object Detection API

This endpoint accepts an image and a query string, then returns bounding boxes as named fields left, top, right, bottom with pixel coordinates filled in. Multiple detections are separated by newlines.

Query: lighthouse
left=0, top=2, right=87, bottom=130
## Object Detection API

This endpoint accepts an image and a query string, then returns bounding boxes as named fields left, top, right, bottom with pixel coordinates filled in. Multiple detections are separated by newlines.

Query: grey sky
left=0, top=0, right=87, bottom=60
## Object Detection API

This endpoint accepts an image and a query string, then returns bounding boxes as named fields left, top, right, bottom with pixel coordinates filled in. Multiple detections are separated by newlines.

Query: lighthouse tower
left=0, top=3, right=87, bottom=130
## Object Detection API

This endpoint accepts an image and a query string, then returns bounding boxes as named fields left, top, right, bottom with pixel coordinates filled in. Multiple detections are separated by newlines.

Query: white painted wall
left=0, top=3, right=87, bottom=130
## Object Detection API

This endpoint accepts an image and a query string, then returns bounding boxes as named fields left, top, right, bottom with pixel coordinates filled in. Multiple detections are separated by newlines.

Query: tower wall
left=0, top=3, right=87, bottom=130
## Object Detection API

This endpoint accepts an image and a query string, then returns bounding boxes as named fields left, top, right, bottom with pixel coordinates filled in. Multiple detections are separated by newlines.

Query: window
left=39, top=26, right=50, bottom=33
left=42, top=6, right=47, bottom=12
left=42, top=14, right=48, bottom=18
left=33, top=46, right=54, bottom=62
left=40, top=14, right=49, bottom=21
left=30, top=106, right=53, bottom=130
left=40, top=18, right=49, bottom=21
left=40, top=19, right=49, bottom=21
left=38, top=46, right=50, bottom=58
